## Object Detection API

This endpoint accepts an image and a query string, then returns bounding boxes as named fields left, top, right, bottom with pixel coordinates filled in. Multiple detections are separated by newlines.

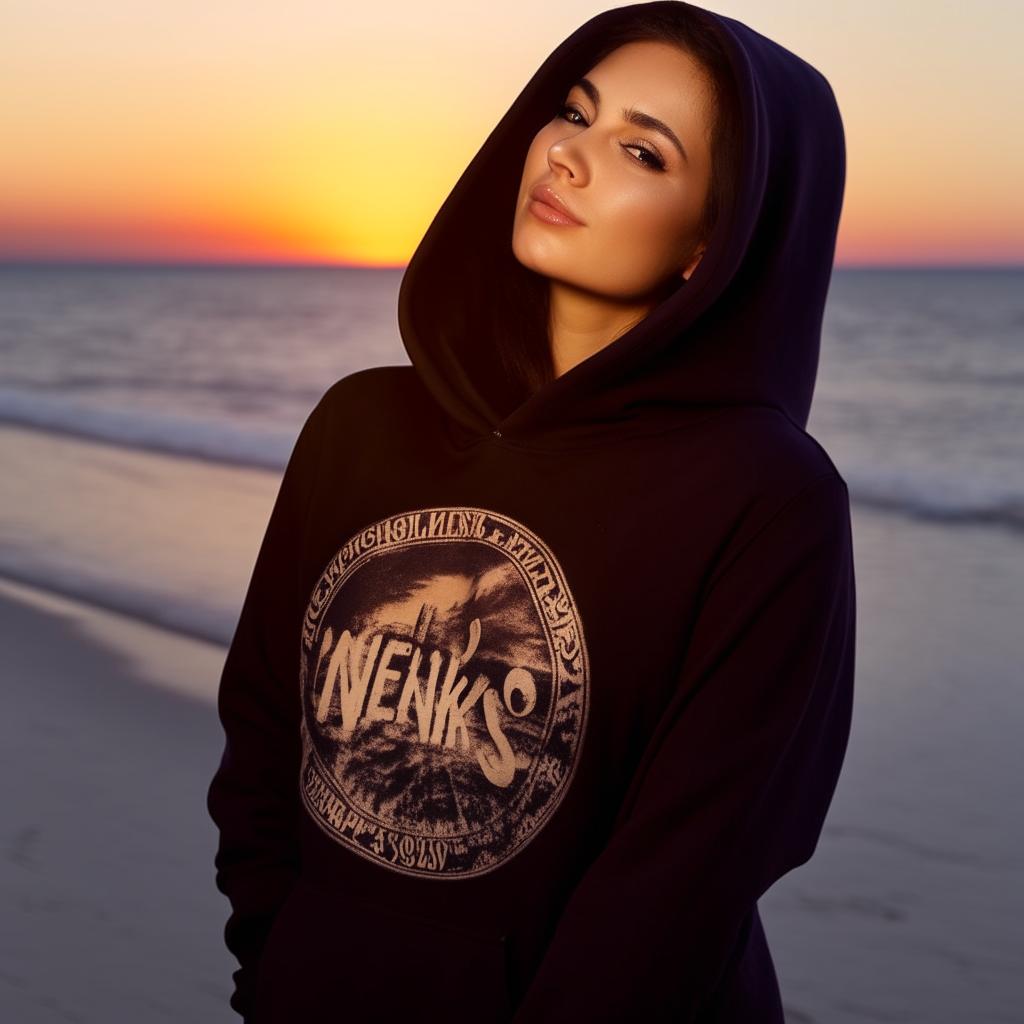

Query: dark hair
left=496, top=8, right=744, bottom=399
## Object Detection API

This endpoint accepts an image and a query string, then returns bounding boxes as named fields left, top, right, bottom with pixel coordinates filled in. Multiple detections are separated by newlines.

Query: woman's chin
left=510, top=240, right=554, bottom=278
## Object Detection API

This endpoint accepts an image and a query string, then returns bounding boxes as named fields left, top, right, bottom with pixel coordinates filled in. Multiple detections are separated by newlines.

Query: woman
left=206, top=2, right=855, bottom=1022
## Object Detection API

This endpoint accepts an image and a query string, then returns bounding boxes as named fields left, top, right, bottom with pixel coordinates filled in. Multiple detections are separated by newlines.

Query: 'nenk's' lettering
left=311, top=615, right=537, bottom=788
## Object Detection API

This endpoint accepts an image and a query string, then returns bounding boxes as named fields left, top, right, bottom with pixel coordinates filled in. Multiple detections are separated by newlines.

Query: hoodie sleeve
left=512, top=471, right=856, bottom=1023
left=205, top=390, right=329, bottom=1022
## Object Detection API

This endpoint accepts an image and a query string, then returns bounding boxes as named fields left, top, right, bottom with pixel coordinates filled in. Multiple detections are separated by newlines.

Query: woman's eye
left=623, top=143, right=666, bottom=171
left=556, top=104, right=666, bottom=172
left=557, top=103, right=585, bottom=126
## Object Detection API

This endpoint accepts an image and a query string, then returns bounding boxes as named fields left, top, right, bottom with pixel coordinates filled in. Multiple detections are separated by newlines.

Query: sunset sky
left=2, top=0, right=1021, bottom=268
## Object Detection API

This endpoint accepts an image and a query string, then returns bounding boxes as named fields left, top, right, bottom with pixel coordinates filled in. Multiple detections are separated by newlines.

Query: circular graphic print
left=298, top=506, right=590, bottom=879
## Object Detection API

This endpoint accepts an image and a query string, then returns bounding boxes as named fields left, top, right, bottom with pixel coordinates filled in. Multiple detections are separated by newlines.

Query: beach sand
left=0, top=575, right=236, bottom=1023
left=1, top=423, right=1022, bottom=1023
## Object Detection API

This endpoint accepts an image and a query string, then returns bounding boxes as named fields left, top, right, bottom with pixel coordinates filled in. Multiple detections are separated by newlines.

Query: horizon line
left=0, top=259, right=1022, bottom=272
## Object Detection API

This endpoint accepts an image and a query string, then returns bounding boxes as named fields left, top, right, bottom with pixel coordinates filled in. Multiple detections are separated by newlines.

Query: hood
left=396, top=0, right=846, bottom=449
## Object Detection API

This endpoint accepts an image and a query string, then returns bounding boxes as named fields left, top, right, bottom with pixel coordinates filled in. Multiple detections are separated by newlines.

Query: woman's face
left=512, top=40, right=715, bottom=301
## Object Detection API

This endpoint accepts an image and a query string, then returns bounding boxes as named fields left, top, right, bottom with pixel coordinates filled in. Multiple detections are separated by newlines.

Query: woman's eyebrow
left=572, top=76, right=689, bottom=164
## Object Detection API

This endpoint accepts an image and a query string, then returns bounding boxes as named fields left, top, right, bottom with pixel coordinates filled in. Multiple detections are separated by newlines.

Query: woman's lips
left=528, top=184, right=585, bottom=226
left=529, top=198, right=584, bottom=226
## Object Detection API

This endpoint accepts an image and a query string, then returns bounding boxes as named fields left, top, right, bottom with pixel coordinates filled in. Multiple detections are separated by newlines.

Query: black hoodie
left=206, top=2, right=855, bottom=1021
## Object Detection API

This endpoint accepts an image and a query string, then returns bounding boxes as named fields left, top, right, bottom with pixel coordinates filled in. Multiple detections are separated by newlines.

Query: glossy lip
left=529, top=182, right=585, bottom=226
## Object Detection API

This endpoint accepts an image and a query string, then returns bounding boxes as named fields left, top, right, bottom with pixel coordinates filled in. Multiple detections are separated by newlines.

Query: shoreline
left=0, top=421, right=282, bottom=648
left=4, top=417, right=1024, bottom=540
left=2, top=419, right=1022, bottom=663
left=0, top=573, right=228, bottom=705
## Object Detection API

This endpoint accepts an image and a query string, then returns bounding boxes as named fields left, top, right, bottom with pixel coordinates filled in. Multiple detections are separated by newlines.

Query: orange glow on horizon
left=1, top=2, right=1021, bottom=268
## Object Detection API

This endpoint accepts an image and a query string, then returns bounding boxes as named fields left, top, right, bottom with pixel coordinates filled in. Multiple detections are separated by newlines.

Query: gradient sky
left=2, top=0, right=1021, bottom=267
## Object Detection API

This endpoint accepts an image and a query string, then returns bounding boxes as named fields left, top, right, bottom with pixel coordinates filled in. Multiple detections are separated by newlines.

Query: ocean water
left=0, top=265, right=409, bottom=470
left=0, top=264, right=1021, bottom=644
left=1, top=264, right=1021, bottom=529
